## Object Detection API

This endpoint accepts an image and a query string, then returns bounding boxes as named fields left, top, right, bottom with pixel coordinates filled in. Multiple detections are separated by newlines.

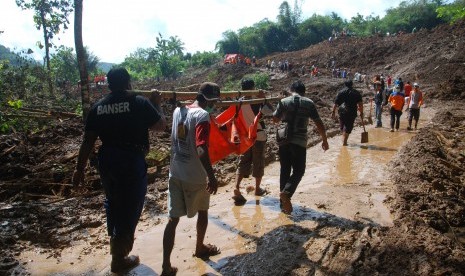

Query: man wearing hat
left=162, top=82, right=221, bottom=275
left=406, top=82, right=424, bottom=130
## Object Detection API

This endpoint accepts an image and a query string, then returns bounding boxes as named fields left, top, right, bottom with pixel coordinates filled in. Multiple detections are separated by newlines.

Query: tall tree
left=215, top=30, right=241, bottom=54
left=73, top=0, right=90, bottom=120
left=16, top=0, right=73, bottom=98
left=436, top=0, right=465, bottom=23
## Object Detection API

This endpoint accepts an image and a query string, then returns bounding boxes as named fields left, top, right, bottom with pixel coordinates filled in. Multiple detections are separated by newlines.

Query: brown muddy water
left=21, top=107, right=434, bottom=275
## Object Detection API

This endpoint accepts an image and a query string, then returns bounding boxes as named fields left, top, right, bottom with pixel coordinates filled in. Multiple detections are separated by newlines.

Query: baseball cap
left=199, top=82, right=220, bottom=101
left=413, top=82, right=420, bottom=87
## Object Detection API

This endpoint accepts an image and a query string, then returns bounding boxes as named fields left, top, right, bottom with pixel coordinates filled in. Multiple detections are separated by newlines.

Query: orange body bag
left=208, top=105, right=261, bottom=164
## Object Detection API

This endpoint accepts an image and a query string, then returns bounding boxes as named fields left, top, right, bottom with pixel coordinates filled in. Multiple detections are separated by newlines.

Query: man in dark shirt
left=331, top=80, right=364, bottom=146
left=72, top=67, right=166, bottom=273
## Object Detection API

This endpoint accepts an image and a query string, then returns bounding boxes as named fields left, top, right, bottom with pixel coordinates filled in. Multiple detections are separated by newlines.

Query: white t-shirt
left=169, top=106, right=210, bottom=183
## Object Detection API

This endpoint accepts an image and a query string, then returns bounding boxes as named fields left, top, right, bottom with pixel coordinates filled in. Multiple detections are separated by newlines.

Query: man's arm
left=331, top=103, right=338, bottom=120
left=197, top=144, right=218, bottom=195
left=313, top=118, right=329, bottom=151
left=149, top=89, right=167, bottom=131
left=357, top=101, right=364, bottom=117
left=195, top=121, right=218, bottom=194
left=72, top=130, right=98, bottom=186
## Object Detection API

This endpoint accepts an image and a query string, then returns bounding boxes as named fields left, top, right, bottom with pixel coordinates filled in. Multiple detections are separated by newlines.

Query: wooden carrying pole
left=214, top=96, right=282, bottom=107
left=129, top=89, right=269, bottom=100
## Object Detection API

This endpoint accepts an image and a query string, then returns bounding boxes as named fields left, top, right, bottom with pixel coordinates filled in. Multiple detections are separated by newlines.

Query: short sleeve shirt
left=273, top=95, right=320, bottom=148
left=169, top=106, right=210, bottom=183
left=334, top=88, right=362, bottom=117
left=85, top=92, right=161, bottom=149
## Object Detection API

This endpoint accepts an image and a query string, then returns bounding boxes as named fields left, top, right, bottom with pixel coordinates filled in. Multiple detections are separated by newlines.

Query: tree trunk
left=40, top=7, right=54, bottom=98
left=74, top=0, right=90, bottom=121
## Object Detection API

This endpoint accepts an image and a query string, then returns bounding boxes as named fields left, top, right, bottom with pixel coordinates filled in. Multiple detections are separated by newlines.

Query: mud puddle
left=21, top=107, right=435, bottom=275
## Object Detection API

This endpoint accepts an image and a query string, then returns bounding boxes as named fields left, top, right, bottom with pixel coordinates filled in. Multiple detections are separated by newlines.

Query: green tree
left=437, top=0, right=465, bottom=23
left=189, top=51, right=221, bottom=67
left=120, top=48, right=159, bottom=81
left=381, top=0, right=445, bottom=34
left=155, top=33, right=185, bottom=79
left=216, top=30, right=241, bottom=54
left=50, top=45, right=100, bottom=88
left=16, top=0, right=74, bottom=98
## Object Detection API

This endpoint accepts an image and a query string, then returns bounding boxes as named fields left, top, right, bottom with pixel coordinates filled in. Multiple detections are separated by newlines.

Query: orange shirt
left=388, top=92, right=405, bottom=111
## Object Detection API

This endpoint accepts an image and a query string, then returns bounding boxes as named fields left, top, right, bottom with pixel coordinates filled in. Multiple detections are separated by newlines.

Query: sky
left=0, top=0, right=404, bottom=64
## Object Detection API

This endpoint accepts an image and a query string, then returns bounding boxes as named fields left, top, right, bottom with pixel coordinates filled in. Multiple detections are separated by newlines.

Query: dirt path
left=20, top=107, right=435, bottom=275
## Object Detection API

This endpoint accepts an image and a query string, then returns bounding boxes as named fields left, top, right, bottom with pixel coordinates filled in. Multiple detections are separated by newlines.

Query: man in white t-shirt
left=162, top=82, right=221, bottom=275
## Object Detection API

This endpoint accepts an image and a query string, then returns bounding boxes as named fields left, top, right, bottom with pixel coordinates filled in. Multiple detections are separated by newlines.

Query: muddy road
left=18, top=106, right=435, bottom=275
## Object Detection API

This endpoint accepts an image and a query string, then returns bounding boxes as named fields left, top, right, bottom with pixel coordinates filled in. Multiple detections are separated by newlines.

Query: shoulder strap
left=288, top=96, right=300, bottom=133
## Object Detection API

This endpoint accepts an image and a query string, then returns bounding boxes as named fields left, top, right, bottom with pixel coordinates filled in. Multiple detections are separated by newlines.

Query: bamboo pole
left=173, top=96, right=283, bottom=107
left=129, top=89, right=269, bottom=100
left=214, top=96, right=283, bottom=107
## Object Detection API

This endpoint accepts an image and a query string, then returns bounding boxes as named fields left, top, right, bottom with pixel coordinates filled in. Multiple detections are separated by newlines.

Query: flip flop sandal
left=193, top=244, right=221, bottom=259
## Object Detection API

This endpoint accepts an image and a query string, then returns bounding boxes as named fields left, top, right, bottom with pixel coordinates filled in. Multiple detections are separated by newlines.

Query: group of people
left=266, top=59, right=292, bottom=72
left=372, top=75, right=424, bottom=132
left=72, top=67, right=330, bottom=274
left=71, top=67, right=422, bottom=274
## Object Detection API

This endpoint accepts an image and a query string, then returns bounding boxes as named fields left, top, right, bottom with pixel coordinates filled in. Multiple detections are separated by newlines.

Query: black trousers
left=390, top=108, right=403, bottom=130
left=278, top=143, right=307, bottom=198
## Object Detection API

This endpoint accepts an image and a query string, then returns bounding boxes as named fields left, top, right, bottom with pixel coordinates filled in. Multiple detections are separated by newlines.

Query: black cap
left=199, top=82, right=220, bottom=101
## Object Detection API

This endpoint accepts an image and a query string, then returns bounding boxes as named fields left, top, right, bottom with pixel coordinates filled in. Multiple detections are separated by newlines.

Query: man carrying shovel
left=331, top=80, right=364, bottom=146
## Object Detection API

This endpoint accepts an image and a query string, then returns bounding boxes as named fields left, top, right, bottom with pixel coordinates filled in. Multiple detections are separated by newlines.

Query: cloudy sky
left=0, top=0, right=404, bottom=63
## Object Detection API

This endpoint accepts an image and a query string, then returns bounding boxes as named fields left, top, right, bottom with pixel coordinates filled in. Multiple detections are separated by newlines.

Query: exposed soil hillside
left=1, top=20, right=465, bottom=275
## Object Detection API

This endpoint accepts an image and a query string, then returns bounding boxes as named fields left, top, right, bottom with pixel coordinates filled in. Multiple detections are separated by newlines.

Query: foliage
left=0, top=59, right=48, bottom=101
left=120, top=33, right=186, bottom=80
left=436, top=0, right=465, bottom=23
left=16, top=0, right=74, bottom=96
left=50, top=45, right=101, bottom=87
left=214, top=0, right=452, bottom=58
left=206, top=70, right=219, bottom=82
left=15, top=0, right=74, bottom=42
left=189, top=51, right=222, bottom=67
left=250, top=72, right=270, bottom=90
left=381, top=0, right=445, bottom=34
left=7, top=99, right=24, bottom=109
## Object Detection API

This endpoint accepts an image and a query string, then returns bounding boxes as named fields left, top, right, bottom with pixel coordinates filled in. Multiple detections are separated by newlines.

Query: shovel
left=361, top=115, right=369, bottom=143
left=367, top=99, right=373, bottom=125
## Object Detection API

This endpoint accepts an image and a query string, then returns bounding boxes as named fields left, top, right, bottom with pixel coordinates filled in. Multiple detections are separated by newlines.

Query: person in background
left=388, top=84, right=405, bottom=132
left=72, top=67, right=167, bottom=273
left=331, top=80, right=364, bottom=146
left=232, top=79, right=273, bottom=205
left=273, top=80, right=329, bottom=214
left=373, top=81, right=384, bottom=128
left=406, top=82, right=424, bottom=130
left=404, top=81, right=412, bottom=98
left=162, top=82, right=221, bottom=276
